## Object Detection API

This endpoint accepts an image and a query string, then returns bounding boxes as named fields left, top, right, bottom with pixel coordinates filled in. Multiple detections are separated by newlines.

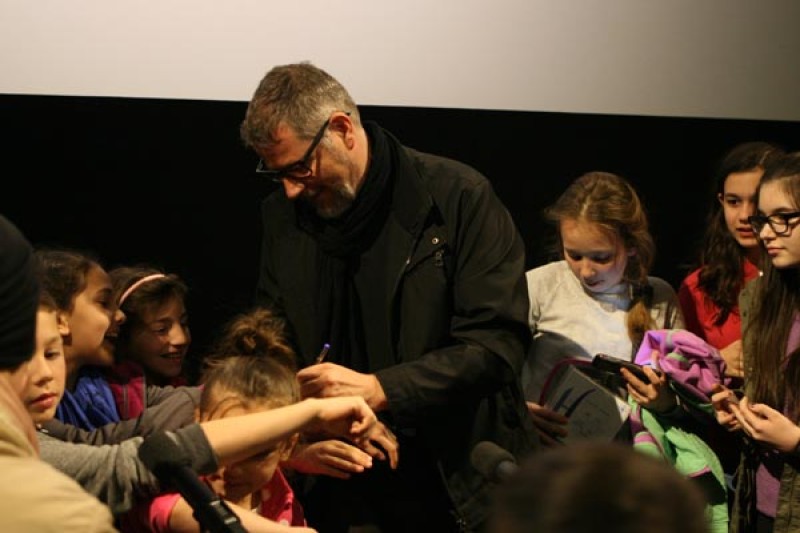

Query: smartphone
left=591, top=353, right=659, bottom=384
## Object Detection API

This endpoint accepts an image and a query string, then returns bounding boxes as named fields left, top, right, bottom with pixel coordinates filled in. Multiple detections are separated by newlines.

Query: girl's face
left=561, top=218, right=634, bottom=294
left=202, top=390, right=294, bottom=506
left=21, top=308, right=66, bottom=424
left=63, top=265, right=123, bottom=372
left=125, top=296, right=190, bottom=382
left=719, top=169, right=763, bottom=250
left=756, top=181, right=800, bottom=269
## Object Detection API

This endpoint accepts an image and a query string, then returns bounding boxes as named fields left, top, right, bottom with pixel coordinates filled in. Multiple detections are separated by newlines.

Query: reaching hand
left=355, top=420, right=399, bottom=470
left=526, top=401, right=568, bottom=446
left=285, top=439, right=374, bottom=479
left=307, top=396, right=378, bottom=441
left=304, top=396, right=398, bottom=470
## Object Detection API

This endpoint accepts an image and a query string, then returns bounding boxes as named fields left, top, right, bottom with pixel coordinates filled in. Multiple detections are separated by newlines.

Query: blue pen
left=315, top=343, right=331, bottom=364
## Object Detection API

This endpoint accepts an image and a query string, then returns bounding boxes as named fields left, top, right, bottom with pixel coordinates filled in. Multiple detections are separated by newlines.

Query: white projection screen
left=1, top=0, right=799, bottom=122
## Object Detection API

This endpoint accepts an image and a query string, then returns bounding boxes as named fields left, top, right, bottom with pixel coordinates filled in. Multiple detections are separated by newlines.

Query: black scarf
left=297, top=122, right=397, bottom=371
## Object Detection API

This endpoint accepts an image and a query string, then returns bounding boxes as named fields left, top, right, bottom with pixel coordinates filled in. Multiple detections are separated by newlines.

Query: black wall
left=3, top=94, right=798, bottom=371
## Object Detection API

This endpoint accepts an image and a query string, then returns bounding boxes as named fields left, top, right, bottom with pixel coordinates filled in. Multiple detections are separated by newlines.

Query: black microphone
left=470, top=440, right=519, bottom=483
left=139, top=431, right=247, bottom=533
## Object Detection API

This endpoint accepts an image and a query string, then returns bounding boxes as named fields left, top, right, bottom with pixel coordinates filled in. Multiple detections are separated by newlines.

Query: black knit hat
left=0, top=215, right=40, bottom=370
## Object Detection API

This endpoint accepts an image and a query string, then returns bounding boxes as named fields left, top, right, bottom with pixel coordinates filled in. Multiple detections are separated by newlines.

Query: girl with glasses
left=712, top=152, right=800, bottom=533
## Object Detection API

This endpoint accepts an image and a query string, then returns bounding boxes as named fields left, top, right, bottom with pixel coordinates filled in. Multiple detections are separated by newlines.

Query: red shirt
left=677, top=260, right=759, bottom=350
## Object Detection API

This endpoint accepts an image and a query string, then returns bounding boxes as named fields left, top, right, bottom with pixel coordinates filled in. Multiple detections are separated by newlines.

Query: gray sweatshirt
left=38, top=423, right=217, bottom=515
left=37, top=385, right=215, bottom=515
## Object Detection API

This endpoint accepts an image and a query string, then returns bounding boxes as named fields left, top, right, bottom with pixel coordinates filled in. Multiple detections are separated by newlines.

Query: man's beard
left=314, top=183, right=356, bottom=219
left=311, top=155, right=360, bottom=219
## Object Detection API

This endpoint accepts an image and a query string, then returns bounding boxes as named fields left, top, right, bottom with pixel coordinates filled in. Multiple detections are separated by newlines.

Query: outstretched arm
left=197, top=396, right=384, bottom=465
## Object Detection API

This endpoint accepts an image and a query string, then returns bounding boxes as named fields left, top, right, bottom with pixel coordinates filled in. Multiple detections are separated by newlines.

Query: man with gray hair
left=241, top=62, right=538, bottom=532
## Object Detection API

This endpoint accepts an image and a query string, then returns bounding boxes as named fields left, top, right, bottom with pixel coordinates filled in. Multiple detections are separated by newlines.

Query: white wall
left=1, top=0, right=798, bottom=121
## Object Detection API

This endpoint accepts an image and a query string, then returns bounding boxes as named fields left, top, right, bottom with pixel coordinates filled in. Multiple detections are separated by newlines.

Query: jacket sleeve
left=376, top=174, right=531, bottom=419
left=38, top=431, right=155, bottom=515
left=40, top=386, right=200, bottom=444
left=38, top=423, right=216, bottom=515
left=0, top=455, right=117, bottom=533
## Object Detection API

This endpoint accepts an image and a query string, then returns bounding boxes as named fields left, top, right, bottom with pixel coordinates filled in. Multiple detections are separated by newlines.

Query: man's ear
left=329, top=112, right=355, bottom=149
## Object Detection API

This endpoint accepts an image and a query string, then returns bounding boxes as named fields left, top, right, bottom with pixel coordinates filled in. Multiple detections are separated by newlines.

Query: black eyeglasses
left=255, top=118, right=331, bottom=184
left=748, top=211, right=800, bottom=235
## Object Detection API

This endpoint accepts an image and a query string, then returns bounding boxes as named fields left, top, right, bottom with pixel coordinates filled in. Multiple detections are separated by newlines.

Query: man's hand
left=297, top=362, right=388, bottom=411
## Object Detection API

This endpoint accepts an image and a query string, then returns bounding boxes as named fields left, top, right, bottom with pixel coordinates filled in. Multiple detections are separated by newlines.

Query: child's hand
left=306, top=396, right=399, bottom=468
left=353, top=420, right=399, bottom=470
left=285, top=439, right=374, bottom=479
left=719, top=339, right=745, bottom=378
left=737, top=397, right=800, bottom=453
left=622, top=365, right=676, bottom=414
left=710, top=383, right=742, bottom=431
left=526, top=401, right=568, bottom=446
left=310, top=395, right=377, bottom=438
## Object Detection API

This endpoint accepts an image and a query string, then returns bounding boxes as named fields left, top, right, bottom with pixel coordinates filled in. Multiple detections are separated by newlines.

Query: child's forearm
left=200, top=397, right=375, bottom=465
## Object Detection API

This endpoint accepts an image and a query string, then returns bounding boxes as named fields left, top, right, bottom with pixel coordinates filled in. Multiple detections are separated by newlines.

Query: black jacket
left=256, top=129, right=538, bottom=531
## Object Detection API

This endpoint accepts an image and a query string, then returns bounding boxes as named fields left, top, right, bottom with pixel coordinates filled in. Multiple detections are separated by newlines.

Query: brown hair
left=697, top=141, right=784, bottom=325
left=545, top=172, right=655, bottom=346
left=491, top=442, right=709, bottom=533
left=199, top=307, right=299, bottom=417
left=743, top=152, right=800, bottom=419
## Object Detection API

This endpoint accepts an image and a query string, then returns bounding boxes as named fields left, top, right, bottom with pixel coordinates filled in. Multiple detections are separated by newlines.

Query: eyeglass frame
left=255, top=117, right=332, bottom=184
left=747, top=211, right=800, bottom=236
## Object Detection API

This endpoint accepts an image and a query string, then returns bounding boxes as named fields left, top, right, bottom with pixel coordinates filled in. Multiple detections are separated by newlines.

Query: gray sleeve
left=38, top=423, right=217, bottom=516
left=39, top=386, right=200, bottom=444
left=38, top=430, right=157, bottom=515
left=171, top=423, right=219, bottom=475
